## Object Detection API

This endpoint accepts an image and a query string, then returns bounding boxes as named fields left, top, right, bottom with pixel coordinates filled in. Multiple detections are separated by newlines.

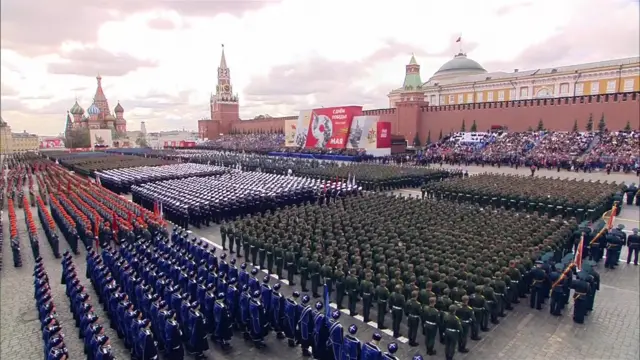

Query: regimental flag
left=574, top=233, right=584, bottom=271
left=323, top=283, right=331, bottom=324
left=606, top=203, right=617, bottom=229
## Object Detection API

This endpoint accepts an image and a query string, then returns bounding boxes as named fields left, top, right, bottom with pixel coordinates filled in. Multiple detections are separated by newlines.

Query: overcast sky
left=1, top=0, right=638, bottom=136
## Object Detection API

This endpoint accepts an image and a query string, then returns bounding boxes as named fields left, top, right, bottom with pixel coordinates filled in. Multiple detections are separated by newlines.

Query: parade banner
left=376, top=121, right=392, bottom=148
left=89, top=129, right=113, bottom=148
left=347, top=115, right=379, bottom=150
left=183, top=141, right=196, bottom=148
left=294, top=110, right=312, bottom=148
left=40, top=138, right=65, bottom=149
left=284, top=119, right=298, bottom=147
left=304, top=106, right=363, bottom=149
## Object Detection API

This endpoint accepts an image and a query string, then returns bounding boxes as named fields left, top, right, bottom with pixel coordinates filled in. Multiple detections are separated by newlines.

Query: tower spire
left=219, top=44, right=228, bottom=69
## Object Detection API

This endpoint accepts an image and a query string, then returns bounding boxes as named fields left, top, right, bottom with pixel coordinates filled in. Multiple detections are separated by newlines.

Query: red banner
left=184, top=141, right=196, bottom=148
left=40, top=139, right=64, bottom=149
left=163, top=141, right=169, bottom=148
left=179, top=141, right=186, bottom=147
left=304, top=106, right=362, bottom=148
left=376, top=121, right=391, bottom=148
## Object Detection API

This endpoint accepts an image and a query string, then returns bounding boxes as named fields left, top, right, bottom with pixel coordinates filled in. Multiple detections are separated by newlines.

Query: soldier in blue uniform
left=164, top=310, right=184, bottom=360
left=572, top=272, right=590, bottom=324
left=239, top=284, right=252, bottom=340
left=327, top=310, right=344, bottom=360
left=219, top=253, right=229, bottom=275
left=203, top=284, right=216, bottom=336
left=312, top=301, right=328, bottom=359
left=298, top=294, right=313, bottom=356
left=179, top=293, right=192, bottom=343
left=188, top=301, right=209, bottom=358
left=549, top=264, right=566, bottom=316
left=270, top=282, right=286, bottom=339
left=214, top=292, right=234, bottom=349
left=360, top=333, right=383, bottom=360
left=249, top=289, right=268, bottom=348
left=137, top=319, right=159, bottom=360
left=627, top=228, right=640, bottom=265
left=239, top=263, right=249, bottom=289
left=342, top=324, right=361, bottom=360
left=94, top=335, right=114, bottom=360
left=529, top=261, right=546, bottom=310
left=283, top=291, right=301, bottom=347
left=228, top=258, right=239, bottom=280
left=261, top=276, right=273, bottom=315
left=216, top=271, right=228, bottom=296
left=383, top=343, right=400, bottom=360
left=226, top=278, right=240, bottom=327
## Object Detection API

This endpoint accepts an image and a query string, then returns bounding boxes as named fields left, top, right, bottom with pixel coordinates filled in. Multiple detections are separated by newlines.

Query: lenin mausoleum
left=198, top=47, right=640, bottom=143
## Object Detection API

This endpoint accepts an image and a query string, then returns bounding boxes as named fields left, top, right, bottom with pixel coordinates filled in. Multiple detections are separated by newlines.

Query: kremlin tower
left=67, top=75, right=127, bottom=133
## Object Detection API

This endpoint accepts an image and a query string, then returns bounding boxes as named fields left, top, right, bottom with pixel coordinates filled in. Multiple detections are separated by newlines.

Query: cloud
left=146, top=18, right=177, bottom=30
left=1, top=82, right=18, bottom=96
left=48, top=47, right=157, bottom=77
left=494, top=2, right=533, bottom=16
left=483, top=0, right=639, bottom=71
left=0, top=0, right=281, bottom=56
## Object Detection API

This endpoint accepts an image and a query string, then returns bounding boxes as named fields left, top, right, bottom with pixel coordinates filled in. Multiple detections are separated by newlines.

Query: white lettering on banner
left=329, top=138, right=344, bottom=145
left=380, top=129, right=388, bottom=138
left=332, top=114, right=347, bottom=120
left=332, top=108, right=346, bottom=115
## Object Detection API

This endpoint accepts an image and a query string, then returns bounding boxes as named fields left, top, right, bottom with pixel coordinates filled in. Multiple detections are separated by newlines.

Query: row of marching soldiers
left=60, top=251, right=116, bottom=360
left=34, top=257, right=71, bottom=360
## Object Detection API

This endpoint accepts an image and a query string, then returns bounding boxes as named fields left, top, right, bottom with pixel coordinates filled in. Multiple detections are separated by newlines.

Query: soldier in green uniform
left=360, top=272, right=375, bottom=323
left=454, top=295, right=475, bottom=352
left=250, top=236, right=259, bottom=265
left=333, top=267, right=346, bottom=309
left=309, top=255, right=321, bottom=297
left=235, top=230, right=242, bottom=257
left=274, top=243, right=285, bottom=279
left=406, top=290, right=422, bottom=347
left=285, top=249, right=296, bottom=285
left=491, top=272, right=507, bottom=317
left=421, top=297, right=440, bottom=356
left=243, top=232, right=251, bottom=260
left=419, top=282, right=436, bottom=305
left=469, top=286, right=488, bottom=332
left=298, top=252, right=310, bottom=292
left=390, top=285, right=406, bottom=338
left=220, top=220, right=228, bottom=250
left=321, top=260, right=334, bottom=295
left=443, top=305, right=463, bottom=360
left=482, top=280, right=500, bottom=324
left=345, top=270, right=359, bottom=316
left=375, top=278, right=390, bottom=330
left=265, top=241, right=275, bottom=274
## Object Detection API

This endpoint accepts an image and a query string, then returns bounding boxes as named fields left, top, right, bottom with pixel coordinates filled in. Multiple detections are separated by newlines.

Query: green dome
left=70, top=101, right=84, bottom=115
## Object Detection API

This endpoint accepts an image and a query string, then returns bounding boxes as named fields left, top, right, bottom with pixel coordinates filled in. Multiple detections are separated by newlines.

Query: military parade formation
left=2, top=150, right=639, bottom=360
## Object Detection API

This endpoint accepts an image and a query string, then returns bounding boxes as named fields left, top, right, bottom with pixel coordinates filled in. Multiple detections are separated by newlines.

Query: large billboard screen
left=89, top=129, right=113, bottom=148
left=304, top=106, right=363, bottom=148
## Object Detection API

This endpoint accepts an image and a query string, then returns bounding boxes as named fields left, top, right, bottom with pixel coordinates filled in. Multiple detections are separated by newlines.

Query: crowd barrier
left=267, top=152, right=359, bottom=162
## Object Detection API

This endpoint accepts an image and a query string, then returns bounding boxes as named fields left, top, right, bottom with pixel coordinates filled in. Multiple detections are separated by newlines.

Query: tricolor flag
left=574, top=232, right=584, bottom=271
left=323, top=283, right=331, bottom=323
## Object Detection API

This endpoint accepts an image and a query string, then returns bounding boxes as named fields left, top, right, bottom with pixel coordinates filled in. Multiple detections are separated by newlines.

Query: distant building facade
left=0, top=117, right=40, bottom=154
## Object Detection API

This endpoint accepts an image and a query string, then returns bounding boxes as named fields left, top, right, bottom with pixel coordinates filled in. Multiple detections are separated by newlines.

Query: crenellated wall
left=211, top=92, right=639, bottom=143
left=417, top=92, right=640, bottom=141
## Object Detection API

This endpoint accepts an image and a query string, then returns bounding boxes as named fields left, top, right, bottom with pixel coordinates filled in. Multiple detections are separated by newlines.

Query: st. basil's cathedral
left=64, top=75, right=127, bottom=134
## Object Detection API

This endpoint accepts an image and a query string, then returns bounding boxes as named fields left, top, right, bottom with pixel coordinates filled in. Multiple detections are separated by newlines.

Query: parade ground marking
left=616, top=217, right=640, bottom=223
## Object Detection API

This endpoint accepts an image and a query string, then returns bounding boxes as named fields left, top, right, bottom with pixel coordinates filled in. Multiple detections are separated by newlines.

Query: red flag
left=112, top=212, right=118, bottom=231
left=606, top=203, right=617, bottom=229
left=455, top=36, right=461, bottom=43
left=574, top=233, right=584, bottom=271
left=154, top=201, right=159, bottom=216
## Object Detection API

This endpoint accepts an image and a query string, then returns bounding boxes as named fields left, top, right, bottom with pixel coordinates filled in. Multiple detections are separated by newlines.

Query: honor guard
left=390, top=285, right=406, bottom=338
left=342, top=324, right=361, bottom=360
left=137, top=319, right=159, bottom=360
left=443, top=305, right=463, bottom=360
left=627, top=228, right=640, bottom=265
left=214, top=292, right=233, bottom=349
left=238, top=263, right=249, bottom=289
left=361, top=333, right=383, bottom=360
left=360, top=272, right=375, bottom=323
left=529, top=261, right=546, bottom=310
left=260, top=276, right=273, bottom=314
left=421, top=297, right=440, bottom=356
left=327, top=310, right=344, bottom=360
left=454, top=296, right=475, bottom=352
left=228, top=258, right=239, bottom=280
left=572, top=272, right=591, bottom=324
left=406, top=290, right=422, bottom=346
left=248, top=268, right=260, bottom=293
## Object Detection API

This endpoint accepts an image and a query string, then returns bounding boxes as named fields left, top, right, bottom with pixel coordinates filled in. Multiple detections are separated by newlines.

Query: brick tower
left=396, top=54, right=426, bottom=143
left=210, top=44, right=239, bottom=135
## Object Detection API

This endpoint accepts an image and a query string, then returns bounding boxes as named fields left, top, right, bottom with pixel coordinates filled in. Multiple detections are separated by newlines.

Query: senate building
left=387, top=52, right=640, bottom=107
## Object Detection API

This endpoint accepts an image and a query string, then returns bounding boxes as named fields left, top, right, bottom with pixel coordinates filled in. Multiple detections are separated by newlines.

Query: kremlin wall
left=199, top=47, right=640, bottom=143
